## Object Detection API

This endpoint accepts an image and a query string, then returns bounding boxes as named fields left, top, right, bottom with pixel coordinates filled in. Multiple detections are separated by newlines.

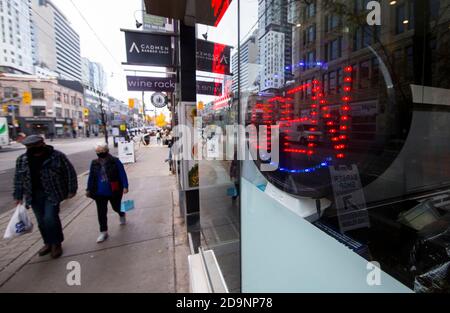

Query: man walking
left=13, top=135, right=78, bottom=259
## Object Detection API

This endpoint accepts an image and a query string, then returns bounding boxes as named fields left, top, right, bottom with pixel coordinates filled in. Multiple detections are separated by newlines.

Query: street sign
left=126, top=76, right=176, bottom=93
left=22, top=92, right=32, bottom=105
left=151, top=93, right=168, bottom=108
left=123, top=31, right=173, bottom=66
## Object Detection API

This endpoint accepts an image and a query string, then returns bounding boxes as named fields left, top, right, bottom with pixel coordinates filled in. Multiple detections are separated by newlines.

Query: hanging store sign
left=126, top=76, right=176, bottom=92
left=151, top=93, right=168, bottom=108
left=196, top=81, right=223, bottom=96
left=196, top=39, right=232, bottom=75
left=123, top=31, right=173, bottom=66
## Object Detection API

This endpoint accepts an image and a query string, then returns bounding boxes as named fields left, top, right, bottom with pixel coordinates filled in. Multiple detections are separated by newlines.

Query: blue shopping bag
left=121, top=200, right=135, bottom=213
left=227, top=187, right=238, bottom=197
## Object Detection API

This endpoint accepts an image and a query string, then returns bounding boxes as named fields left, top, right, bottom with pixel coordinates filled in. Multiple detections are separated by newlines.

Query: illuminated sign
left=144, top=0, right=233, bottom=27
left=211, top=0, right=232, bottom=27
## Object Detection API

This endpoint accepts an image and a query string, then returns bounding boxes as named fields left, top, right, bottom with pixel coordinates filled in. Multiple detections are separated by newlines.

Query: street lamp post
left=142, top=91, right=147, bottom=126
left=97, top=91, right=109, bottom=145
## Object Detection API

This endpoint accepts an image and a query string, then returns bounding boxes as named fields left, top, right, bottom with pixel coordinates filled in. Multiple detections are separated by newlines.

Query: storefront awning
left=143, top=0, right=232, bottom=26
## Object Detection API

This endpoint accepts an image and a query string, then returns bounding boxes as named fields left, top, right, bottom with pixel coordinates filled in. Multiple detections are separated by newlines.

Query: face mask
left=97, top=152, right=108, bottom=159
left=27, top=146, right=45, bottom=156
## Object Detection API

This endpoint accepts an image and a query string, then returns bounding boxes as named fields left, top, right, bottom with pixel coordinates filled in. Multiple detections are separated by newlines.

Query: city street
left=0, top=137, right=111, bottom=215
left=0, top=143, right=189, bottom=292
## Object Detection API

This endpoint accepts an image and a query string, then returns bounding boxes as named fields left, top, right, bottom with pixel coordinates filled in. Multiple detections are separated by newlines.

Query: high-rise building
left=258, top=0, right=293, bottom=90
left=81, top=57, right=108, bottom=92
left=0, top=0, right=34, bottom=74
left=31, top=0, right=82, bottom=81
left=231, top=29, right=260, bottom=94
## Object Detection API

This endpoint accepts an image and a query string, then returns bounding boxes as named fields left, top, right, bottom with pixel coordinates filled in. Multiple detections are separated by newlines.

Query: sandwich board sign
left=118, top=141, right=136, bottom=164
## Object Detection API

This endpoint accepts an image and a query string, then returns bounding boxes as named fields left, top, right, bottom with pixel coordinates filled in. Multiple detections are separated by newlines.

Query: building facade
left=258, top=0, right=293, bottom=90
left=31, top=0, right=82, bottom=81
left=0, top=0, right=34, bottom=74
left=81, top=57, right=108, bottom=93
left=231, top=29, right=259, bottom=94
left=0, top=74, right=86, bottom=138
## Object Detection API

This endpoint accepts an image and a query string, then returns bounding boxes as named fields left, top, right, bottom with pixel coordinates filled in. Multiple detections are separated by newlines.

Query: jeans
left=31, top=191, right=64, bottom=245
left=95, top=196, right=124, bottom=232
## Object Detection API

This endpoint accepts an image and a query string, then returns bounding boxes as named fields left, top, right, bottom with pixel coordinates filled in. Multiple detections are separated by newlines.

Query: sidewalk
left=0, top=145, right=190, bottom=293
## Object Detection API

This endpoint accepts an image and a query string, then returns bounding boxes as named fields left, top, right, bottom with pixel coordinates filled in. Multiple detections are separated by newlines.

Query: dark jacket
left=13, top=146, right=78, bottom=206
left=86, top=155, right=128, bottom=198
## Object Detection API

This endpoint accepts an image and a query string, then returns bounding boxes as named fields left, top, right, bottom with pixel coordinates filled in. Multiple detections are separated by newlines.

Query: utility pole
left=98, top=91, right=109, bottom=145
left=142, top=91, right=147, bottom=126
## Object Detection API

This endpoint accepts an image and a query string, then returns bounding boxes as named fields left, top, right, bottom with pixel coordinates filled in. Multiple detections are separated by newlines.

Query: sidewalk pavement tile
left=0, top=237, right=174, bottom=293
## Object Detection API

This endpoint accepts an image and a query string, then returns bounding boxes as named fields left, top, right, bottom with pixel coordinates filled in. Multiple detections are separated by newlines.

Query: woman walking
left=86, top=143, right=129, bottom=243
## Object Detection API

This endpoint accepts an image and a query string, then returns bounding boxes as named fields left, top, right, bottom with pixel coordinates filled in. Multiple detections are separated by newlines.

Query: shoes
left=97, top=232, right=109, bottom=243
left=38, top=245, right=51, bottom=257
left=51, top=244, right=63, bottom=259
left=120, top=215, right=127, bottom=226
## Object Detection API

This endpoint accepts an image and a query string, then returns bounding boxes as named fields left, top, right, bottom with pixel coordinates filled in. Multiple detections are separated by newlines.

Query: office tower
left=31, top=0, right=82, bottom=81
left=231, top=29, right=259, bottom=94
left=258, top=0, right=293, bottom=90
left=0, top=0, right=34, bottom=74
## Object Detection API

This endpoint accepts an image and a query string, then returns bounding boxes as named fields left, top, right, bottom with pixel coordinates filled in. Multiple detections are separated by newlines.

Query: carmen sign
left=197, top=39, right=232, bottom=75
left=127, top=76, right=176, bottom=92
left=124, top=31, right=173, bottom=66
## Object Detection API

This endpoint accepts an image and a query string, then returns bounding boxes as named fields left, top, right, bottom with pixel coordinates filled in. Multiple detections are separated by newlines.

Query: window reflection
left=243, top=0, right=450, bottom=292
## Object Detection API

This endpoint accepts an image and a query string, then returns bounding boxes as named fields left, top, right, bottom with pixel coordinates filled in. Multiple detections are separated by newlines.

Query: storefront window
left=240, top=0, right=450, bottom=293
left=196, top=0, right=240, bottom=293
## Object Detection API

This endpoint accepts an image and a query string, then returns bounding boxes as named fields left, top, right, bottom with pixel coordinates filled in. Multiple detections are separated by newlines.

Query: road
left=0, top=138, right=116, bottom=215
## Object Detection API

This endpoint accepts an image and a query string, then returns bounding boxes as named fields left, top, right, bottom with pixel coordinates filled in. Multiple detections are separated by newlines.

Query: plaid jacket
left=13, top=147, right=78, bottom=205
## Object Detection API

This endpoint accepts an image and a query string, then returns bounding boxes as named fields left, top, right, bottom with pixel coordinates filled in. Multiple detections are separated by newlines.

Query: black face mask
left=97, top=152, right=108, bottom=159
left=27, top=146, right=46, bottom=156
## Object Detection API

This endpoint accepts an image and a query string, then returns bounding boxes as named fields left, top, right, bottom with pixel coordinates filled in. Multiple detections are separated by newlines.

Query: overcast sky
left=51, top=0, right=258, bottom=109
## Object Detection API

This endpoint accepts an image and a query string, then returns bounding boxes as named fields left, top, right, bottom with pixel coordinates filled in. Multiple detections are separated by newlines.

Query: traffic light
left=83, top=108, right=90, bottom=117
left=128, top=99, right=135, bottom=109
left=22, top=92, right=32, bottom=105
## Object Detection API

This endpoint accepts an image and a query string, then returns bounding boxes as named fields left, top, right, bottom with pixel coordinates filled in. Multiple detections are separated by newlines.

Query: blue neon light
left=277, top=160, right=332, bottom=174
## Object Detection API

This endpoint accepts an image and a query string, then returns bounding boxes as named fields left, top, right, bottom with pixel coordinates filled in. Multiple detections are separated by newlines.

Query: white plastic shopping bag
left=3, top=204, right=33, bottom=239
